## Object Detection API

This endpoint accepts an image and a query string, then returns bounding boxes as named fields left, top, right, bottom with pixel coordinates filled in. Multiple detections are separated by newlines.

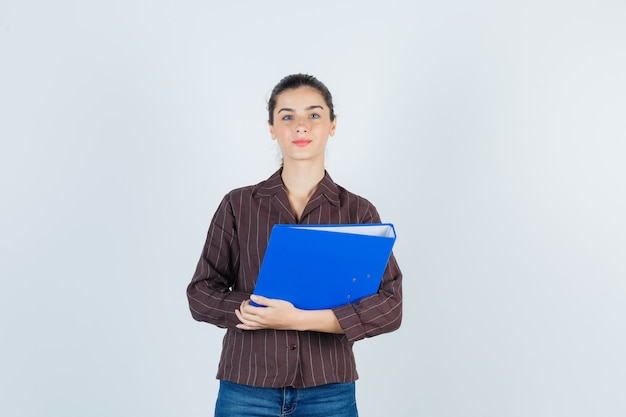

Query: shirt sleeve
left=332, top=207, right=403, bottom=342
left=186, top=195, right=248, bottom=329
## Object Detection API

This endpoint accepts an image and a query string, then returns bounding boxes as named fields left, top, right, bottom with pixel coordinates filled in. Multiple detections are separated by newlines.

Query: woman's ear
left=268, top=122, right=276, bottom=140
left=329, top=116, right=337, bottom=137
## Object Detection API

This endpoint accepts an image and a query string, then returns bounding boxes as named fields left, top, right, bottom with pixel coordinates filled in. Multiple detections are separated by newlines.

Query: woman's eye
left=309, top=114, right=320, bottom=119
left=282, top=115, right=293, bottom=121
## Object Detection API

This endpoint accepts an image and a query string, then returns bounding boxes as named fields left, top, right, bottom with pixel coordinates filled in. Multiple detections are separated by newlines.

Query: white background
left=1, top=1, right=625, bottom=416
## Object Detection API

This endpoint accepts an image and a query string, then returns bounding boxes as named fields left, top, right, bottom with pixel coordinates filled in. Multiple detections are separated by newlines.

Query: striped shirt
left=187, top=169, right=403, bottom=388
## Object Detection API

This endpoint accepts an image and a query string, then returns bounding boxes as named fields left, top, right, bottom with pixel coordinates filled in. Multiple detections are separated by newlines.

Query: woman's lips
left=292, top=139, right=312, bottom=147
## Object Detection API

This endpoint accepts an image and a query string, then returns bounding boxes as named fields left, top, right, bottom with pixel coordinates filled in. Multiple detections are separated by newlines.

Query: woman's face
left=268, top=86, right=337, bottom=166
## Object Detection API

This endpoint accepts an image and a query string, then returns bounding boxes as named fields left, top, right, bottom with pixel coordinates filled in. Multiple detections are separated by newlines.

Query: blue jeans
left=214, top=380, right=359, bottom=417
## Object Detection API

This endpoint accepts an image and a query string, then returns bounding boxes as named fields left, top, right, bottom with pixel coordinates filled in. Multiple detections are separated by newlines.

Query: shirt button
left=289, top=344, right=297, bottom=350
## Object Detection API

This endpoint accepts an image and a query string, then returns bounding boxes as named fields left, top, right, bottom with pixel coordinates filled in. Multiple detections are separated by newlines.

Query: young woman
left=187, top=74, right=403, bottom=417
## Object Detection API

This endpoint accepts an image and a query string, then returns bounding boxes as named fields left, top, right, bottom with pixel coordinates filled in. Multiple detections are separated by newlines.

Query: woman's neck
left=281, top=162, right=325, bottom=221
left=281, top=162, right=325, bottom=199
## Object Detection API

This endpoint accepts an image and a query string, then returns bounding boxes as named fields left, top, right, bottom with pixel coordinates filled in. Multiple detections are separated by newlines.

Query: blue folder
left=252, top=223, right=396, bottom=310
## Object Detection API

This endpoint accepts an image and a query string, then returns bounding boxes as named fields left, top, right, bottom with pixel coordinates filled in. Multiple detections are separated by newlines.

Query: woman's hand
left=235, top=295, right=344, bottom=334
left=235, top=295, right=299, bottom=331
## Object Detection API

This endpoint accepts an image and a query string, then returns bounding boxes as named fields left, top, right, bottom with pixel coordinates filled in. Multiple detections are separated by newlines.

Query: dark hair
left=267, top=73, right=336, bottom=125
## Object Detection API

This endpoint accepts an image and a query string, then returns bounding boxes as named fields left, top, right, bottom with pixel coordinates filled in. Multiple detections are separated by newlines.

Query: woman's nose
left=295, top=117, right=309, bottom=132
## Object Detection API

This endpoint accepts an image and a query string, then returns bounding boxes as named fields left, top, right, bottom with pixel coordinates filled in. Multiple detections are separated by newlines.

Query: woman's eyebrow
left=277, top=105, right=325, bottom=113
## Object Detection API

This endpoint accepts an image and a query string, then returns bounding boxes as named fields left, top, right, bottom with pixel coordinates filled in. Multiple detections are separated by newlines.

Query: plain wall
left=1, top=1, right=624, bottom=416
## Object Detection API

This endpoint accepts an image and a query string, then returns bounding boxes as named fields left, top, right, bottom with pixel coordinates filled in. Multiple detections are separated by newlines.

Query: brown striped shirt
left=187, top=169, right=403, bottom=388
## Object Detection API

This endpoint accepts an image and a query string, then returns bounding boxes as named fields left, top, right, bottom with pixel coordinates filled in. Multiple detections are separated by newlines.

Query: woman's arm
left=187, top=195, right=247, bottom=329
left=329, top=206, right=403, bottom=342
left=235, top=295, right=344, bottom=334
left=332, top=252, right=403, bottom=341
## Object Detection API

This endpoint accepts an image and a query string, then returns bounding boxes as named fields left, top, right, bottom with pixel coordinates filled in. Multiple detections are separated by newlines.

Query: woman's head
left=267, top=74, right=336, bottom=125
left=267, top=74, right=337, bottom=167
